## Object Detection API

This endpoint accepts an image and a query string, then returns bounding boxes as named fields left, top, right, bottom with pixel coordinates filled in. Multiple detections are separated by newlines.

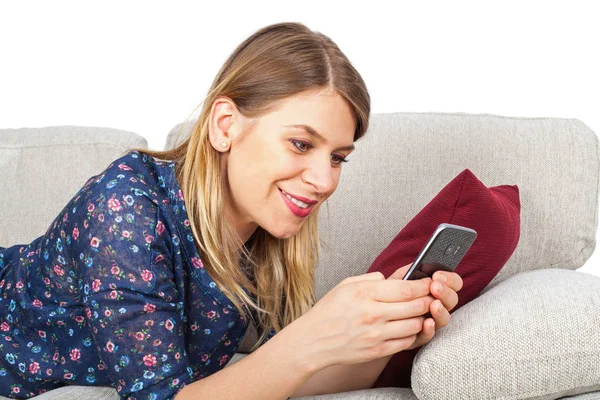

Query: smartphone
left=402, top=223, right=477, bottom=318
left=403, top=223, right=477, bottom=281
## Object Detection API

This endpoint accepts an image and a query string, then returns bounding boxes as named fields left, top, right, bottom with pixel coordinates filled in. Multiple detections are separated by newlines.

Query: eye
left=331, top=154, right=349, bottom=165
left=290, top=139, right=312, bottom=152
left=290, top=139, right=350, bottom=166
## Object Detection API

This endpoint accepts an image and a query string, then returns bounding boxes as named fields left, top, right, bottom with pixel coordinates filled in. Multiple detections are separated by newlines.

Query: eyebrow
left=284, top=124, right=355, bottom=152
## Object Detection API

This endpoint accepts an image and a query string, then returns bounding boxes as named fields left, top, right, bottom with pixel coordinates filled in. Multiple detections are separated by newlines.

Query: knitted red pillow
left=369, top=168, right=520, bottom=389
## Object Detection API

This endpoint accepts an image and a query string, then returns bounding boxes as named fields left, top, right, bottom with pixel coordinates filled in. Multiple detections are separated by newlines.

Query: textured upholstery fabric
left=411, top=269, right=600, bottom=400
left=0, top=384, right=419, bottom=400
left=2, top=385, right=120, bottom=400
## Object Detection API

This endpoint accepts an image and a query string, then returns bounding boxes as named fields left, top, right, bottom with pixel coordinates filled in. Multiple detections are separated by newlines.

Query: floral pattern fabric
left=0, top=151, right=275, bottom=399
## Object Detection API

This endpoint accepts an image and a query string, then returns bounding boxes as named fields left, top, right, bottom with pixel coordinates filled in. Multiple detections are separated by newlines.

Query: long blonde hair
left=128, top=22, right=370, bottom=351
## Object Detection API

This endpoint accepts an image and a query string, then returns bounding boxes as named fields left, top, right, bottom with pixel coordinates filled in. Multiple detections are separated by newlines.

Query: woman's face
left=210, top=89, right=356, bottom=243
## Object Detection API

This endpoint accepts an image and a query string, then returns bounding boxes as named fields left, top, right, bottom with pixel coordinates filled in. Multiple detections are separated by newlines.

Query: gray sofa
left=1, top=112, right=599, bottom=399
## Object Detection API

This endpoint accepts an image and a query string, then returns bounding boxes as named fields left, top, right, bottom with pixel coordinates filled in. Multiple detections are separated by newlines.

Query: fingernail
left=437, top=274, right=447, bottom=283
left=435, top=282, right=444, bottom=293
left=437, top=301, right=444, bottom=312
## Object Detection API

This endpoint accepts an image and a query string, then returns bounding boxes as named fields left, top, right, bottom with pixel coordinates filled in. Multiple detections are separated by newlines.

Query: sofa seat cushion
left=411, top=268, right=600, bottom=400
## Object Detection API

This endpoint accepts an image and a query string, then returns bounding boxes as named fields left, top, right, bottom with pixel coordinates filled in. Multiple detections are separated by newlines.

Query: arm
left=174, top=326, right=317, bottom=400
left=291, top=355, right=393, bottom=397
left=70, top=185, right=196, bottom=399
left=177, top=321, right=391, bottom=399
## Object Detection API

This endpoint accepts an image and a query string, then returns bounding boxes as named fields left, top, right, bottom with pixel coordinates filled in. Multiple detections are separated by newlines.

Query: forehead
left=267, top=90, right=356, bottom=142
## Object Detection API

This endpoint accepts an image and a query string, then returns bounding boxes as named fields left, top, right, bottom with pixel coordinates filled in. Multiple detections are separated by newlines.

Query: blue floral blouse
left=0, top=150, right=276, bottom=399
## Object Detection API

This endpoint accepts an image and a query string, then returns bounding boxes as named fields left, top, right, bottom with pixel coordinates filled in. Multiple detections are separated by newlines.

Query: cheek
left=225, top=154, right=253, bottom=201
left=226, top=151, right=280, bottom=202
left=267, top=146, right=304, bottom=178
left=278, top=157, right=304, bottom=177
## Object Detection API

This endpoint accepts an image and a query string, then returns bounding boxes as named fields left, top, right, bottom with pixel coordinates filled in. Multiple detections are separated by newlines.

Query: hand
left=387, top=264, right=463, bottom=350
left=287, top=270, right=432, bottom=371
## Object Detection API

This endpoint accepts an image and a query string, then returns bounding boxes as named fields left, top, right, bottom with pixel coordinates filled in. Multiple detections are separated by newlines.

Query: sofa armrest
left=411, top=268, right=600, bottom=400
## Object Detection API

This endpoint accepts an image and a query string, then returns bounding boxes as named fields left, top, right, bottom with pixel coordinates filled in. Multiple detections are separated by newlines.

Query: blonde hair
left=128, top=22, right=370, bottom=352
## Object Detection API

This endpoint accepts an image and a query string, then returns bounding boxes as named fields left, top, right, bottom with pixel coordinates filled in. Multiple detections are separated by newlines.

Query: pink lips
left=280, top=190, right=318, bottom=205
left=279, top=189, right=313, bottom=218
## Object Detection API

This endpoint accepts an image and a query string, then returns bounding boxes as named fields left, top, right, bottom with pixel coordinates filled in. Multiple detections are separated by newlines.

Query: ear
left=208, top=96, right=237, bottom=153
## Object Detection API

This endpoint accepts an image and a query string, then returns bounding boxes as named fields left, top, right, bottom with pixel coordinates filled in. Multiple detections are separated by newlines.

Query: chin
left=265, top=225, right=300, bottom=240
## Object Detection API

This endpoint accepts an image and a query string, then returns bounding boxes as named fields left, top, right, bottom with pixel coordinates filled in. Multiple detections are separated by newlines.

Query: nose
left=303, top=158, right=335, bottom=196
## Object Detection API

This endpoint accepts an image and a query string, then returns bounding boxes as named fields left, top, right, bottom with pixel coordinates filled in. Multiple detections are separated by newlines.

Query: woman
left=0, top=22, right=462, bottom=400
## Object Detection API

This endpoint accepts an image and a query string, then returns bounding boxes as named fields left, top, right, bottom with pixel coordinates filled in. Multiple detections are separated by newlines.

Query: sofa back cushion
left=0, top=126, right=147, bottom=247
left=165, top=112, right=599, bottom=300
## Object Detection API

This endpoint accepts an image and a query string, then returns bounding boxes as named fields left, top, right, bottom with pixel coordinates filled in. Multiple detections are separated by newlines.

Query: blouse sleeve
left=66, top=172, right=194, bottom=399
left=260, top=327, right=278, bottom=346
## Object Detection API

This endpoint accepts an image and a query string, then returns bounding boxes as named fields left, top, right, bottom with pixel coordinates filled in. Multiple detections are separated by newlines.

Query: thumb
left=387, top=263, right=413, bottom=280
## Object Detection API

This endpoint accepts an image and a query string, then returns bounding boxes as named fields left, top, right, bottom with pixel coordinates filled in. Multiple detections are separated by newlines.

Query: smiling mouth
left=279, top=189, right=313, bottom=217
left=281, top=191, right=311, bottom=208
left=278, top=189, right=318, bottom=205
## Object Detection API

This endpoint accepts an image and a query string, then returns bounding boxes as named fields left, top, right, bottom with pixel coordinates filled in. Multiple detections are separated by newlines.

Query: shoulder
left=72, top=151, right=171, bottom=221
left=86, top=150, right=163, bottom=202
left=68, top=151, right=172, bottom=254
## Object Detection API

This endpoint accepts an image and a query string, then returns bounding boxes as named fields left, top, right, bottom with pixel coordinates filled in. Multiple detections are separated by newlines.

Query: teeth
left=283, top=191, right=309, bottom=208
left=291, top=197, right=308, bottom=208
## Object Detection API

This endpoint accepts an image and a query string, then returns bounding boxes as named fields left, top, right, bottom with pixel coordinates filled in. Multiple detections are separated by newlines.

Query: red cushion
left=369, top=168, right=520, bottom=388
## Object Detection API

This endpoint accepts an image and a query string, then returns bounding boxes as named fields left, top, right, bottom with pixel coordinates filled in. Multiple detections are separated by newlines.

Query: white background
left=1, top=1, right=598, bottom=276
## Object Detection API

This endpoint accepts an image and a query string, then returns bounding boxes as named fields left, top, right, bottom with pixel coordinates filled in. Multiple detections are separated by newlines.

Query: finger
left=407, top=317, right=436, bottom=350
left=430, top=281, right=459, bottom=312
left=427, top=316, right=437, bottom=332
left=381, top=316, right=424, bottom=342
left=387, top=263, right=412, bottom=280
left=381, top=334, right=419, bottom=356
left=369, top=277, right=432, bottom=302
left=340, top=271, right=385, bottom=286
left=430, top=299, right=451, bottom=329
left=433, top=271, right=464, bottom=292
left=380, top=295, right=435, bottom=321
